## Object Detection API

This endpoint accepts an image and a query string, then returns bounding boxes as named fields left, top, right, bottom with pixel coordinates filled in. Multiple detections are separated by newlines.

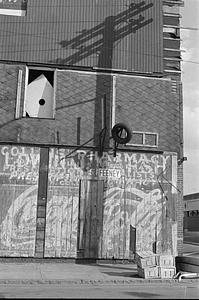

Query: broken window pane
left=24, top=69, right=55, bottom=118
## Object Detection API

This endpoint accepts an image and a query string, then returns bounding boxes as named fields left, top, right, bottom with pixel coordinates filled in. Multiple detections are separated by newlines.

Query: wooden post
left=35, top=147, right=49, bottom=258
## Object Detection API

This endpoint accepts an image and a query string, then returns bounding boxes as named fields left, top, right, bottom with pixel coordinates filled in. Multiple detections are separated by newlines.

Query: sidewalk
left=0, top=260, right=140, bottom=284
left=0, top=243, right=197, bottom=285
left=0, top=258, right=197, bottom=285
left=0, top=261, right=191, bottom=285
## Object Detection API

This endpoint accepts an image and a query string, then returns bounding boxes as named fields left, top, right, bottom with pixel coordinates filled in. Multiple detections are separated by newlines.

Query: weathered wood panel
left=0, top=145, right=39, bottom=256
left=43, top=148, right=178, bottom=259
left=0, top=145, right=179, bottom=259
left=44, top=186, right=79, bottom=257
left=35, top=147, right=49, bottom=258
left=102, top=153, right=178, bottom=258
left=44, top=148, right=79, bottom=257
left=77, top=179, right=104, bottom=259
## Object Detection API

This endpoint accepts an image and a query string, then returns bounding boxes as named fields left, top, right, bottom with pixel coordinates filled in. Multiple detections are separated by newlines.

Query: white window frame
left=126, top=131, right=159, bottom=147
left=23, top=66, right=57, bottom=119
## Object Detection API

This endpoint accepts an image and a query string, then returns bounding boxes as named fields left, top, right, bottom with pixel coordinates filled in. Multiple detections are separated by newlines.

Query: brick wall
left=0, top=64, right=25, bottom=142
left=0, top=65, right=112, bottom=147
left=0, top=64, right=182, bottom=154
left=0, top=62, right=184, bottom=256
left=115, top=75, right=181, bottom=153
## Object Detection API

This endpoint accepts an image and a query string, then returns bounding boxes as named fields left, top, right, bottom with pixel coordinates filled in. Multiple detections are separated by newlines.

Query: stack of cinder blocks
left=135, top=251, right=176, bottom=279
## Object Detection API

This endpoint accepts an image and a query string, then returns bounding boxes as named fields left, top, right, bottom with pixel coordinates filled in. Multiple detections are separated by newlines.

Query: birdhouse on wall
left=24, top=69, right=55, bottom=119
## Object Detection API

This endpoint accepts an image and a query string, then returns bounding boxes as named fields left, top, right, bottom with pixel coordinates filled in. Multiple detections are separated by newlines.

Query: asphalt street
left=184, top=231, right=199, bottom=246
left=0, top=282, right=198, bottom=299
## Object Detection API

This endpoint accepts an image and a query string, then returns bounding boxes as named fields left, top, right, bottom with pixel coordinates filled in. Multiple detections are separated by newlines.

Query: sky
left=180, top=0, right=199, bottom=195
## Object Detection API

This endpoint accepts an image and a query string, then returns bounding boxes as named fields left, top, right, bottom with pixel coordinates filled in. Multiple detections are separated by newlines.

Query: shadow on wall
left=52, top=1, right=154, bottom=66
left=0, top=2, right=154, bottom=146
left=52, top=1, right=154, bottom=148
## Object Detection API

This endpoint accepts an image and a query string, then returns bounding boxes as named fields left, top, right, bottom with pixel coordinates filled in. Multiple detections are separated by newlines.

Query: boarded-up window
left=24, top=68, right=55, bottom=119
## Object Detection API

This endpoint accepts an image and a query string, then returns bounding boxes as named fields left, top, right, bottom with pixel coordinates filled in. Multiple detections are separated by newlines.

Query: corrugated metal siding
left=126, top=0, right=163, bottom=73
left=0, top=0, right=163, bottom=73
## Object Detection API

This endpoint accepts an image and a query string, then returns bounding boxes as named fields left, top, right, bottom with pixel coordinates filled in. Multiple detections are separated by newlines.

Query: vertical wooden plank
left=77, top=180, right=86, bottom=257
left=123, top=186, right=127, bottom=259
left=129, top=183, right=136, bottom=259
left=90, top=180, right=104, bottom=258
left=69, top=194, right=74, bottom=256
left=15, top=69, right=23, bottom=119
left=35, top=147, right=49, bottom=258
left=84, top=180, right=91, bottom=258
left=55, top=198, right=62, bottom=257
left=67, top=187, right=73, bottom=256
left=102, top=184, right=122, bottom=259
left=77, top=179, right=104, bottom=259
left=45, top=148, right=79, bottom=258
left=112, top=187, right=117, bottom=258
left=59, top=190, right=65, bottom=257
left=116, top=188, right=122, bottom=259
left=89, top=181, right=96, bottom=258
left=96, top=180, right=104, bottom=258
left=65, top=187, right=70, bottom=255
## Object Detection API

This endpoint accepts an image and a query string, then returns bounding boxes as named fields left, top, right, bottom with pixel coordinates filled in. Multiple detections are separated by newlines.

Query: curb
left=0, top=278, right=199, bottom=285
left=0, top=258, right=76, bottom=263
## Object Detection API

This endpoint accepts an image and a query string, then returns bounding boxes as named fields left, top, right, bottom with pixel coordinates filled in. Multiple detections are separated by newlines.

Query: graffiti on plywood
left=47, top=148, right=171, bottom=186
left=102, top=187, right=164, bottom=258
left=0, top=185, right=38, bottom=256
left=46, top=148, right=177, bottom=258
left=0, top=145, right=40, bottom=256
left=0, top=145, right=40, bottom=184
left=0, top=145, right=177, bottom=258
left=45, top=188, right=78, bottom=257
